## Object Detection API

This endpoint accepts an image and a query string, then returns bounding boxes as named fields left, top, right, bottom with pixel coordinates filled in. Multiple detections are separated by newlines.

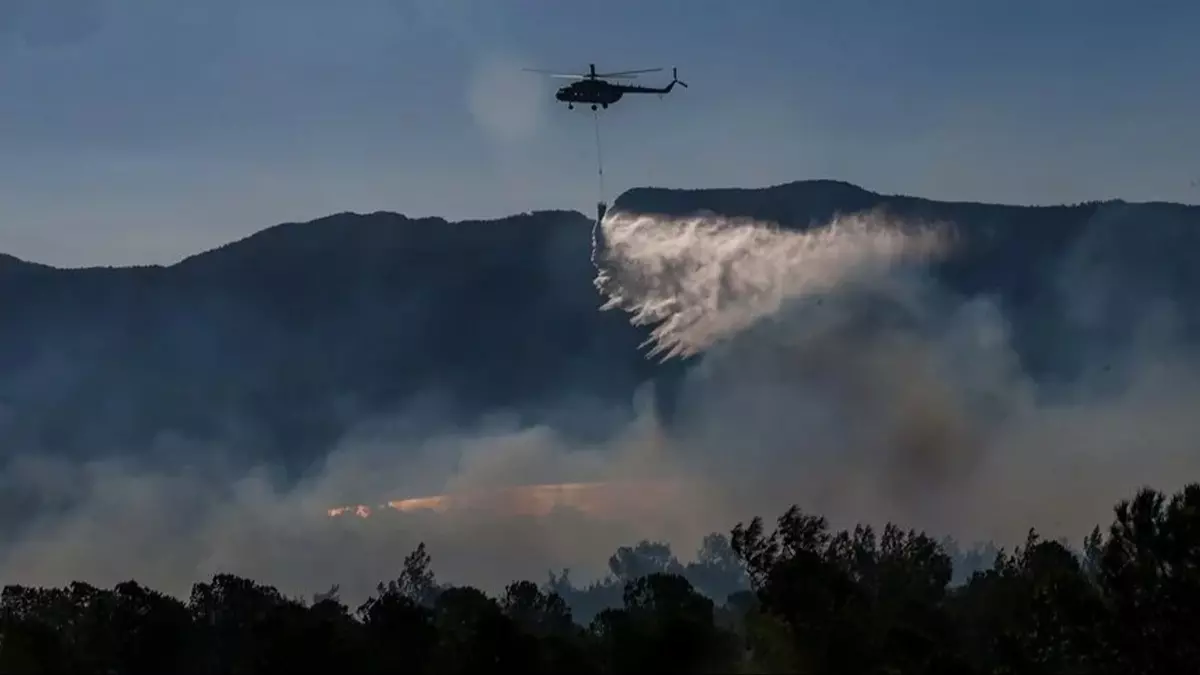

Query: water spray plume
left=593, top=210, right=953, bottom=360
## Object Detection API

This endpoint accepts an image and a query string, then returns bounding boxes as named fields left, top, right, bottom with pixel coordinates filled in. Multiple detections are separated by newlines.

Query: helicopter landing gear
left=591, top=104, right=598, bottom=111
left=567, top=104, right=574, bottom=109
left=602, top=103, right=608, bottom=109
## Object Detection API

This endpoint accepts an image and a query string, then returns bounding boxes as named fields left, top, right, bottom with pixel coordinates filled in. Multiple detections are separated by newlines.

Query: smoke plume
left=1, top=206, right=1199, bottom=606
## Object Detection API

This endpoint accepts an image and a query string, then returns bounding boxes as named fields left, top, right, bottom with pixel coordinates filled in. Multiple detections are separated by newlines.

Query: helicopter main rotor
left=522, top=63, right=663, bottom=81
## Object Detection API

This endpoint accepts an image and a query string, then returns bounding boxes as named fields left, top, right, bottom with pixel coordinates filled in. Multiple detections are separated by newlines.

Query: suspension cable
left=589, top=110, right=608, bottom=270
left=593, top=110, right=605, bottom=204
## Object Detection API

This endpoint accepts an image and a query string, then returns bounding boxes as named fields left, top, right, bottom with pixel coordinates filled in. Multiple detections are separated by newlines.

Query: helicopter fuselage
left=544, top=67, right=684, bottom=110
left=555, top=80, right=624, bottom=108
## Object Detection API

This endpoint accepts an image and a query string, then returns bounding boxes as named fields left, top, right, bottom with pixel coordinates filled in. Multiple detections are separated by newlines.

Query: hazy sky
left=1, top=0, right=1197, bottom=267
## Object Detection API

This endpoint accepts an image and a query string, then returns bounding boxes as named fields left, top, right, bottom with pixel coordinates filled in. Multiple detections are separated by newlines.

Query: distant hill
left=2, top=181, right=1198, bottom=479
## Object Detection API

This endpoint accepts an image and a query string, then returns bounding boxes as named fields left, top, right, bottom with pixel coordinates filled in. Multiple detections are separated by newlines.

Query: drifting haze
left=2, top=205, right=1197, bottom=605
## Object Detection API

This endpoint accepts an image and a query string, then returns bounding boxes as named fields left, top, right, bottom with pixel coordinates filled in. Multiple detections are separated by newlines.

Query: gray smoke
left=0, top=207, right=1197, bottom=606
left=595, top=207, right=1200, bottom=545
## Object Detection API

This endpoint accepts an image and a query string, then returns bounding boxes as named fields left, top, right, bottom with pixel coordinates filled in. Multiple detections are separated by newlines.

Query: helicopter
left=523, top=63, right=688, bottom=111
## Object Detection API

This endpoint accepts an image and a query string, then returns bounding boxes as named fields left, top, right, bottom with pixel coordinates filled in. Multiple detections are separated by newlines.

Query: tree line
left=0, top=482, right=1196, bottom=674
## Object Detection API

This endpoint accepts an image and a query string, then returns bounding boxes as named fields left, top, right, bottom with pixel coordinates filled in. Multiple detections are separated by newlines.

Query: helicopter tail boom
left=617, top=68, right=688, bottom=95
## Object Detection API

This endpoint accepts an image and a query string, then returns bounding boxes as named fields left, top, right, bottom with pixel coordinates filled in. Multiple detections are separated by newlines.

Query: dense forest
left=1, top=481, right=1195, bottom=674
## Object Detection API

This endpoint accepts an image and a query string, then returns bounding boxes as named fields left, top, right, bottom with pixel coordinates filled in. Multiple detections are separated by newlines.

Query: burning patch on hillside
left=328, top=479, right=691, bottom=521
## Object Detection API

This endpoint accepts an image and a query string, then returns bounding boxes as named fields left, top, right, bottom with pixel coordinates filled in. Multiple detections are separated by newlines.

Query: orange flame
left=327, top=479, right=686, bottom=520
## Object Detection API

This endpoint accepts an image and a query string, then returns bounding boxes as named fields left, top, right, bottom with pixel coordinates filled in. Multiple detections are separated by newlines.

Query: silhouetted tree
left=378, top=541, right=440, bottom=607
left=685, top=532, right=750, bottom=601
left=607, top=540, right=684, bottom=582
left=1099, top=485, right=1200, bottom=674
left=591, top=572, right=739, bottom=673
left=501, top=581, right=595, bottom=673
left=357, top=582, right=437, bottom=675
left=430, top=585, right=534, bottom=672
left=950, top=530, right=1112, bottom=674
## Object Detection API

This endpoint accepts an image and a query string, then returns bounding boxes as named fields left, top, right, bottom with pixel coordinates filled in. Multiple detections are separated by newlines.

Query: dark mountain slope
left=0, top=210, right=657, bottom=475
left=1, top=181, right=1198, bottom=478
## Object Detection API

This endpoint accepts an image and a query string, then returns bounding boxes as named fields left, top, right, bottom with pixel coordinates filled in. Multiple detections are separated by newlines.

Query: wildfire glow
left=327, top=479, right=688, bottom=520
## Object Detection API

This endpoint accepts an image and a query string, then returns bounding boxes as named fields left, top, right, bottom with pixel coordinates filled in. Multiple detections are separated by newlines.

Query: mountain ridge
left=1, top=179, right=1199, bottom=487
left=6, top=180, right=1195, bottom=271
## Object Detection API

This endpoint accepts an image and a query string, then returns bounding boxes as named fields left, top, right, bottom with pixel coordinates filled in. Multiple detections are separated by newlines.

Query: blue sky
left=1, top=0, right=1197, bottom=267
